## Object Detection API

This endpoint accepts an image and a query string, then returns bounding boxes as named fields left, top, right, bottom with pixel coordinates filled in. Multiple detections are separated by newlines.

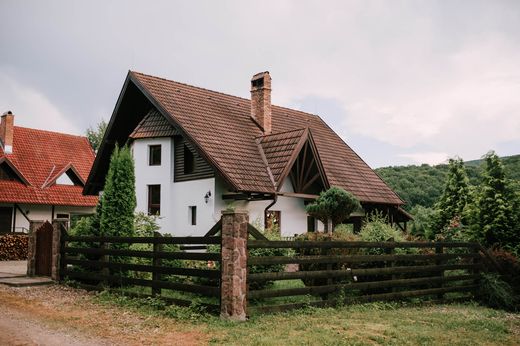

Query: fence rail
left=247, top=239, right=483, bottom=314
left=61, top=234, right=221, bottom=309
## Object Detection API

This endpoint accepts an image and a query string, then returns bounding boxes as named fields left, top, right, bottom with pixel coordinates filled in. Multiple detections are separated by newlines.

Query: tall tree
left=100, top=145, right=136, bottom=237
left=86, top=120, right=107, bottom=152
left=477, top=152, right=517, bottom=250
left=433, top=158, right=469, bottom=233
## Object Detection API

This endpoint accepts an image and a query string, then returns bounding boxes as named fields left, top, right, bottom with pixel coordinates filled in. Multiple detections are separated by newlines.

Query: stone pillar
left=51, top=220, right=67, bottom=281
left=27, top=220, right=44, bottom=276
left=220, top=210, right=248, bottom=321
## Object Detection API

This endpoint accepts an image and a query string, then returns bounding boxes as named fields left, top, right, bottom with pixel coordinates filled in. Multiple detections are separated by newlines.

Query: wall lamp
left=204, top=190, right=212, bottom=204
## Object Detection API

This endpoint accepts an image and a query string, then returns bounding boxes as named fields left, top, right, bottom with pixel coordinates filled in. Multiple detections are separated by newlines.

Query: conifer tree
left=477, top=152, right=517, bottom=250
left=100, top=145, right=136, bottom=237
left=433, top=158, right=469, bottom=233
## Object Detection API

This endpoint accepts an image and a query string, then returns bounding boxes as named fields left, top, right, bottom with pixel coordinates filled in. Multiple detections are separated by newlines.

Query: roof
left=86, top=71, right=403, bottom=205
left=0, top=126, right=98, bottom=207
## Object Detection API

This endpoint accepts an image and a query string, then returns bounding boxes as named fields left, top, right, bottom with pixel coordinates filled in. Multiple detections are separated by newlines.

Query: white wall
left=0, top=203, right=94, bottom=232
left=132, top=137, right=217, bottom=236
left=214, top=177, right=309, bottom=237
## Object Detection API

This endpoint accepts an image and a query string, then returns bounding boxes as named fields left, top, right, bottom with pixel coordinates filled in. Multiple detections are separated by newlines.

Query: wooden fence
left=61, top=234, right=221, bottom=311
left=247, top=240, right=483, bottom=314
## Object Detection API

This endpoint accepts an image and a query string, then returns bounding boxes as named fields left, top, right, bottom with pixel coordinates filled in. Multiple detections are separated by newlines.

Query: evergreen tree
left=477, top=152, right=517, bottom=250
left=100, top=145, right=136, bottom=237
left=433, top=158, right=469, bottom=232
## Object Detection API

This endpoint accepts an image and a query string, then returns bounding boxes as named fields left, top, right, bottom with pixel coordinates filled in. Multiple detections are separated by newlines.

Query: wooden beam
left=276, top=192, right=318, bottom=199
left=301, top=173, right=320, bottom=192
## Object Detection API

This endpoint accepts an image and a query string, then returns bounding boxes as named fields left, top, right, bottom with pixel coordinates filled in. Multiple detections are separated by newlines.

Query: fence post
left=51, top=220, right=67, bottom=281
left=220, top=210, right=248, bottom=321
left=152, top=231, right=162, bottom=296
left=385, top=238, right=395, bottom=293
left=26, top=220, right=44, bottom=276
left=435, top=241, right=444, bottom=300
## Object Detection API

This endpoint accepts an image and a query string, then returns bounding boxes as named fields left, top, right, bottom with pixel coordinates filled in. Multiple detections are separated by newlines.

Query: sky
left=1, top=0, right=519, bottom=168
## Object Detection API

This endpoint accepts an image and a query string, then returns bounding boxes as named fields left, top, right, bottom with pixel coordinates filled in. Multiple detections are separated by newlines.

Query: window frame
left=148, top=145, right=162, bottom=166
left=189, top=206, right=197, bottom=226
left=148, top=184, right=161, bottom=215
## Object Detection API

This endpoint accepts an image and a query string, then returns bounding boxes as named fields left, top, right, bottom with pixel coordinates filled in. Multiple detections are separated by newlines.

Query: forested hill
left=375, top=154, right=520, bottom=210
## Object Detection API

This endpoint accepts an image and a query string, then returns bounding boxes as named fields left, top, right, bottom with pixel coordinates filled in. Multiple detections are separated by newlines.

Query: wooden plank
left=352, top=285, right=478, bottom=303
left=64, top=235, right=221, bottom=245
left=65, top=258, right=221, bottom=278
left=248, top=264, right=480, bottom=282
left=203, top=220, right=222, bottom=237
left=248, top=253, right=478, bottom=265
left=64, top=247, right=221, bottom=261
left=247, top=224, right=268, bottom=241
left=64, top=270, right=220, bottom=297
left=248, top=274, right=478, bottom=299
left=248, top=240, right=479, bottom=249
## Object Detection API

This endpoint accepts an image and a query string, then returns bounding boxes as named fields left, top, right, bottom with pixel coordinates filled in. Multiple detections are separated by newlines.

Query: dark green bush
left=479, top=272, right=518, bottom=311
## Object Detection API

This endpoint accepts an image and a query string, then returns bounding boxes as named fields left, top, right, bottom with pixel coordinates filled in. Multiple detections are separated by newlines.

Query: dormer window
left=149, top=145, right=161, bottom=166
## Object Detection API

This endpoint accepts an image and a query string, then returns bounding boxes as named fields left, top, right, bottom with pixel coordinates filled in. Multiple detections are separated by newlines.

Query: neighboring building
left=84, top=71, right=409, bottom=237
left=0, top=112, right=98, bottom=233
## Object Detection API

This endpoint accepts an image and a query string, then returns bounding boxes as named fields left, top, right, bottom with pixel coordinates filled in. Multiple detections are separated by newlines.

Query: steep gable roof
left=86, top=71, right=403, bottom=205
left=0, top=126, right=98, bottom=206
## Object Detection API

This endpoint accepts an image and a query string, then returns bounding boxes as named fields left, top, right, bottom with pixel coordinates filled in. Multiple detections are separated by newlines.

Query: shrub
left=488, top=247, right=520, bottom=293
left=305, top=187, right=361, bottom=232
left=479, top=272, right=518, bottom=311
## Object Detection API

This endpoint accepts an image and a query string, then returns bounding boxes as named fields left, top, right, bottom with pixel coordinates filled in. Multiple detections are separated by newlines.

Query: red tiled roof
left=0, top=126, right=98, bottom=206
left=130, top=109, right=179, bottom=139
left=130, top=71, right=403, bottom=205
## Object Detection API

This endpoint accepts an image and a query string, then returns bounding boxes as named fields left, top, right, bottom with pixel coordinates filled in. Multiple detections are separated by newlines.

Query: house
left=0, top=111, right=98, bottom=233
left=84, top=71, right=409, bottom=236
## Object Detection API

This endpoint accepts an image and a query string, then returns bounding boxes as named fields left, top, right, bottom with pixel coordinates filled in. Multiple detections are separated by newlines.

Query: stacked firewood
left=0, top=234, right=29, bottom=260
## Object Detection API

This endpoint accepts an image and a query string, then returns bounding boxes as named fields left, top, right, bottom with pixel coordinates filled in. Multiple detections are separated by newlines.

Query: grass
left=92, top=289, right=520, bottom=345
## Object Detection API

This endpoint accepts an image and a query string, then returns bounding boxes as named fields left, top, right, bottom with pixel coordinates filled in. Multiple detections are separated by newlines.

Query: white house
left=0, top=111, right=98, bottom=233
left=84, top=71, right=409, bottom=237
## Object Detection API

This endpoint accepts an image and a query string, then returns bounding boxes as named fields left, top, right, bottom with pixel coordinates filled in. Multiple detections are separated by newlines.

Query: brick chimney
left=250, top=71, right=272, bottom=135
left=0, top=111, right=14, bottom=154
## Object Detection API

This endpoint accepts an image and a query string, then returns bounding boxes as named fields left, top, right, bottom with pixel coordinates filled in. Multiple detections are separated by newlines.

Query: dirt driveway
left=0, top=260, right=27, bottom=277
left=0, top=284, right=208, bottom=345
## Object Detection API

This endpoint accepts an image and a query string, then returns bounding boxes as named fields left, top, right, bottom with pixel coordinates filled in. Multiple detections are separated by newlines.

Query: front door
left=0, top=207, right=13, bottom=233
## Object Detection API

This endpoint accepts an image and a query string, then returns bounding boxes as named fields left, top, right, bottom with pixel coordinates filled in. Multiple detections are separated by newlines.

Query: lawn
left=94, top=290, right=520, bottom=345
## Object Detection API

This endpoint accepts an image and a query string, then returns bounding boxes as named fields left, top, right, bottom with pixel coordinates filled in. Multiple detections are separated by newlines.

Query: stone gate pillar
left=51, top=220, right=67, bottom=281
left=27, top=220, right=45, bottom=276
left=220, top=210, right=248, bottom=321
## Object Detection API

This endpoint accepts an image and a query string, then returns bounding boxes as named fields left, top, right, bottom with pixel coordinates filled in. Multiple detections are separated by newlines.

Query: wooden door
left=35, top=222, right=53, bottom=276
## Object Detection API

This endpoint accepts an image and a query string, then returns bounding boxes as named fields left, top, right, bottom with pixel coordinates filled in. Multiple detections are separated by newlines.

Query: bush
left=488, top=248, right=520, bottom=294
left=306, top=187, right=361, bottom=231
left=479, top=272, right=518, bottom=311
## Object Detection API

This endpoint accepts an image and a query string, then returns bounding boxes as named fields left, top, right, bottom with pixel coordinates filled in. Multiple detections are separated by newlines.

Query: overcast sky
left=1, top=1, right=519, bottom=168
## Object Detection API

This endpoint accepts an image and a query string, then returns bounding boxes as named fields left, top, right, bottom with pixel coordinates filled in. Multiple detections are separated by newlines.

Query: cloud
left=0, top=70, right=81, bottom=135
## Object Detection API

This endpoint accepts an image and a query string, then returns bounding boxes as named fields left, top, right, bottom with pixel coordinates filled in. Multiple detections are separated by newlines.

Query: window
left=148, top=185, right=161, bottom=215
left=189, top=206, right=197, bottom=226
left=265, top=210, right=281, bottom=232
left=56, top=213, right=69, bottom=219
left=183, top=145, right=194, bottom=174
left=307, top=216, right=316, bottom=232
left=149, top=145, right=161, bottom=166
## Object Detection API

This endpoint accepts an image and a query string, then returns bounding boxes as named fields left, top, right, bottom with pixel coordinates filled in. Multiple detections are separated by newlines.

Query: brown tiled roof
left=257, top=128, right=307, bottom=188
left=0, top=126, right=98, bottom=207
left=112, top=71, right=403, bottom=205
left=130, top=109, right=179, bottom=139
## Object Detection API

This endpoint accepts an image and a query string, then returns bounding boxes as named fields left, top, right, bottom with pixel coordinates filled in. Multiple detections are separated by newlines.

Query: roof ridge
left=14, top=126, right=86, bottom=139
left=131, top=70, right=320, bottom=119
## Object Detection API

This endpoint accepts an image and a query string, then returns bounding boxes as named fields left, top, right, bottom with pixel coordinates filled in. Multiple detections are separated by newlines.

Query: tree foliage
left=433, top=158, right=469, bottom=232
left=86, top=119, right=107, bottom=152
left=100, top=144, right=136, bottom=237
left=305, top=187, right=361, bottom=231
left=477, top=152, right=519, bottom=251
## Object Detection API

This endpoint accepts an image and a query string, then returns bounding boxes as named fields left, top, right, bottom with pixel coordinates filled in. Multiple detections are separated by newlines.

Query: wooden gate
left=35, top=222, right=53, bottom=276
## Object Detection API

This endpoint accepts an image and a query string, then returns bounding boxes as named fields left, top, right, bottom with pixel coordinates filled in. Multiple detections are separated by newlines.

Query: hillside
left=375, top=154, right=520, bottom=210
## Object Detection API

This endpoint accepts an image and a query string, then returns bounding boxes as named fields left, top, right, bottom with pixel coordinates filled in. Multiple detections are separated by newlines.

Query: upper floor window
left=149, top=145, right=161, bottom=166
left=184, top=145, right=194, bottom=174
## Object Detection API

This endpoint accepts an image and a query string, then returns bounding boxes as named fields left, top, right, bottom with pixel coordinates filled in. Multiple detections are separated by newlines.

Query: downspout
left=264, top=194, right=278, bottom=228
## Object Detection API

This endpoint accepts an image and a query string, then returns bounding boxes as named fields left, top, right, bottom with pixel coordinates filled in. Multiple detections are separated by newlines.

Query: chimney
left=250, top=71, right=272, bottom=135
left=0, top=111, right=14, bottom=154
